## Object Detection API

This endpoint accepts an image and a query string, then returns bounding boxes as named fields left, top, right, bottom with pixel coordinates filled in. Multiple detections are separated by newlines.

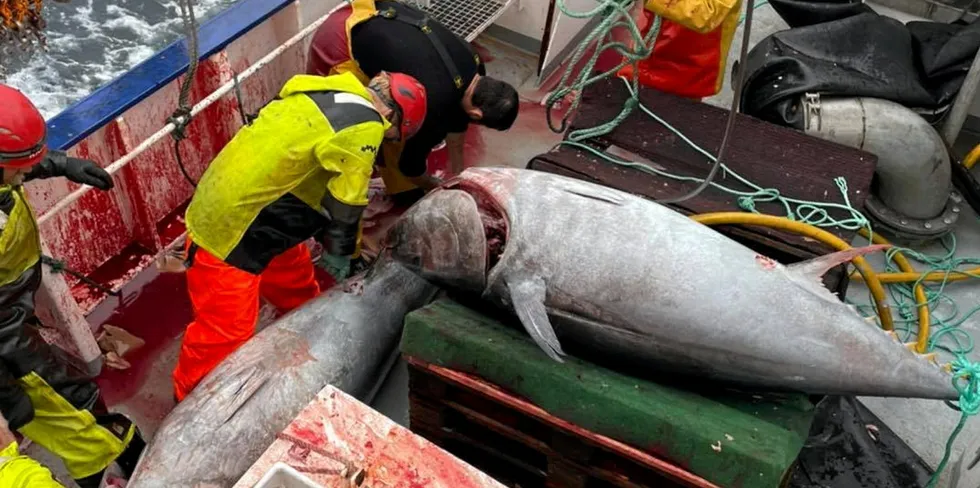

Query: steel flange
left=864, top=190, right=964, bottom=244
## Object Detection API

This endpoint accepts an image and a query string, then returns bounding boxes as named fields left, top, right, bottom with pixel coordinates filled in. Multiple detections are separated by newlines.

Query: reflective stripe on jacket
left=185, top=72, right=389, bottom=273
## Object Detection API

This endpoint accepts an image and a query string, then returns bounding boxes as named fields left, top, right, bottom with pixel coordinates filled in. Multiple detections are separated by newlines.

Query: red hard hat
left=387, top=73, right=427, bottom=140
left=0, top=84, right=47, bottom=169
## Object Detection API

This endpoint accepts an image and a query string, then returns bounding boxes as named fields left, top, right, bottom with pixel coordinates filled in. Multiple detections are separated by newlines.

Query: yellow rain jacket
left=0, top=442, right=63, bottom=488
left=0, top=184, right=135, bottom=481
left=185, top=72, right=389, bottom=273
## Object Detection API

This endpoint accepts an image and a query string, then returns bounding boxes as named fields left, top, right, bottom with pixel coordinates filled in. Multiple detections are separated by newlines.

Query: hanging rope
left=40, top=254, right=121, bottom=297
left=231, top=70, right=256, bottom=127
left=169, top=0, right=201, bottom=187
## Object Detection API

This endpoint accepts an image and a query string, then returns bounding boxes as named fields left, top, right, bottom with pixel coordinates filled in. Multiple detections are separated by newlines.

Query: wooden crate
left=527, top=78, right=879, bottom=294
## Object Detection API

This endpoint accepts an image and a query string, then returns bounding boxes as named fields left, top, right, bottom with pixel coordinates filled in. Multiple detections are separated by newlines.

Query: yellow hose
left=964, top=143, right=980, bottom=170
left=852, top=266, right=980, bottom=284
left=856, top=229, right=930, bottom=353
left=689, top=212, right=921, bottom=345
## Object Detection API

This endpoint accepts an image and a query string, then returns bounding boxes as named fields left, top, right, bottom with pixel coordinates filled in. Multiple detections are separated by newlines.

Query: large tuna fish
left=383, top=167, right=958, bottom=400
left=128, top=257, right=438, bottom=488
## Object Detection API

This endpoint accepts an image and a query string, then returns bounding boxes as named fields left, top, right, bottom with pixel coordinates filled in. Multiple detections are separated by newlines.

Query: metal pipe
left=803, top=96, right=952, bottom=220
left=941, top=45, right=980, bottom=145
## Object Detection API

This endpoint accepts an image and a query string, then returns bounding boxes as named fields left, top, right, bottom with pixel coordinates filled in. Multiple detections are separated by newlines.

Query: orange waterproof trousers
left=172, top=242, right=321, bottom=401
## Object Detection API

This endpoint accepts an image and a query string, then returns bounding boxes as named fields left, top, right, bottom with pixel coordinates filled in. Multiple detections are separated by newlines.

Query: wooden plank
left=529, top=77, right=877, bottom=271
left=568, top=79, right=877, bottom=240
left=402, top=299, right=815, bottom=488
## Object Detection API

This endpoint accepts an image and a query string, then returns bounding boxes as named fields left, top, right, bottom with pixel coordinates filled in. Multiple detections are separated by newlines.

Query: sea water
left=1, top=0, right=240, bottom=119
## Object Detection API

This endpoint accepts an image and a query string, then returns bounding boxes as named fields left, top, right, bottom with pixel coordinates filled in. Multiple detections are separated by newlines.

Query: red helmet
left=387, top=73, right=427, bottom=140
left=0, top=84, right=47, bottom=169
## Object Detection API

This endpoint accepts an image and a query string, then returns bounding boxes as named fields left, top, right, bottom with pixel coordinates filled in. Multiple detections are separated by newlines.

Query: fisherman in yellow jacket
left=172, top=71, right=428, bottom=401
left=0, top=84, right=144, bottom=488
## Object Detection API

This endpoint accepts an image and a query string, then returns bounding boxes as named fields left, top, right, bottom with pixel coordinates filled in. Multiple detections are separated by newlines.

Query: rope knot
left=168, top=107, right=193, bottom=141
left=951, top=355, right=980, bottom=416
left=41, top=256, right=64, bottom=273
left=737, top=196, right=757, bottom=212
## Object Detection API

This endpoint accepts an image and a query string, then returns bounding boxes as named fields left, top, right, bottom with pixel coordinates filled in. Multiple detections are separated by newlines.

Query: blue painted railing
left=46, top=0, right=295, bottom=150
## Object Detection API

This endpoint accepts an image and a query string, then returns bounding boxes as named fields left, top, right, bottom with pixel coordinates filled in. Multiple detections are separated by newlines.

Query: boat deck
left=23, top=6, right=980, bottom=487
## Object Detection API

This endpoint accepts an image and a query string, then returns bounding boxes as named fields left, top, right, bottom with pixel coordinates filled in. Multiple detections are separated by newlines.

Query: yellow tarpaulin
left=643, top=0, right=740, bottom=33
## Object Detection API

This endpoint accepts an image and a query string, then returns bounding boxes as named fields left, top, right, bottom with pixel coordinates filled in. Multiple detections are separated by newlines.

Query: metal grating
left=399, top=0, right=516, bottom=42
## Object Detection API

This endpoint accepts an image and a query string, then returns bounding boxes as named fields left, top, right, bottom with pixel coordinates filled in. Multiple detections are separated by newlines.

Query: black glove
left=317, top=253, right=352, bottom=282
left=25, top=150, right=114, bottom=190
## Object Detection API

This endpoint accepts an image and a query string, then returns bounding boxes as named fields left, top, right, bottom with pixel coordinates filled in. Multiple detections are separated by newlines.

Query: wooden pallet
left=402, top=299, right=815, bottom=488
left=527, top=78, right=879, bottom=295
left=408, top=358, right=724, bottom=488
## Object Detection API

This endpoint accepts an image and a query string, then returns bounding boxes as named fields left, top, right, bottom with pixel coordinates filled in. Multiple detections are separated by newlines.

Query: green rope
left=560, top=78, right=872, bottom=234
left=844, top=233, right=980, bottom=486
left=544, top=0, right=661, bottom=139
left=927, top=355, right=980, bottom=487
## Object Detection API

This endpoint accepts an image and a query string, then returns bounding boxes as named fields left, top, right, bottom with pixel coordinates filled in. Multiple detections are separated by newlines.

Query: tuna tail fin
left=506, top=274, right=566, bottom=363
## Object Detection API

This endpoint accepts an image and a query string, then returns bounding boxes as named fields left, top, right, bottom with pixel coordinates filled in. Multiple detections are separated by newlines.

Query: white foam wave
left=2, top=0, right=241, bottom=119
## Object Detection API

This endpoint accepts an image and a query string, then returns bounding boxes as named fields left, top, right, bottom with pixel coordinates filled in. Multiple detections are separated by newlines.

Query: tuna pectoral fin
left=505, top=275, right=566, bottom=363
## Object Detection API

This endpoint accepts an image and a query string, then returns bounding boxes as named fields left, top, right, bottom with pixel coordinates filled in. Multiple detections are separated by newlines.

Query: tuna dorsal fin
left=787, top=244, right=890, bottom=279
left=783, top=244, right=889, bottom=308
left=505, top=274, right=566, bottom=363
